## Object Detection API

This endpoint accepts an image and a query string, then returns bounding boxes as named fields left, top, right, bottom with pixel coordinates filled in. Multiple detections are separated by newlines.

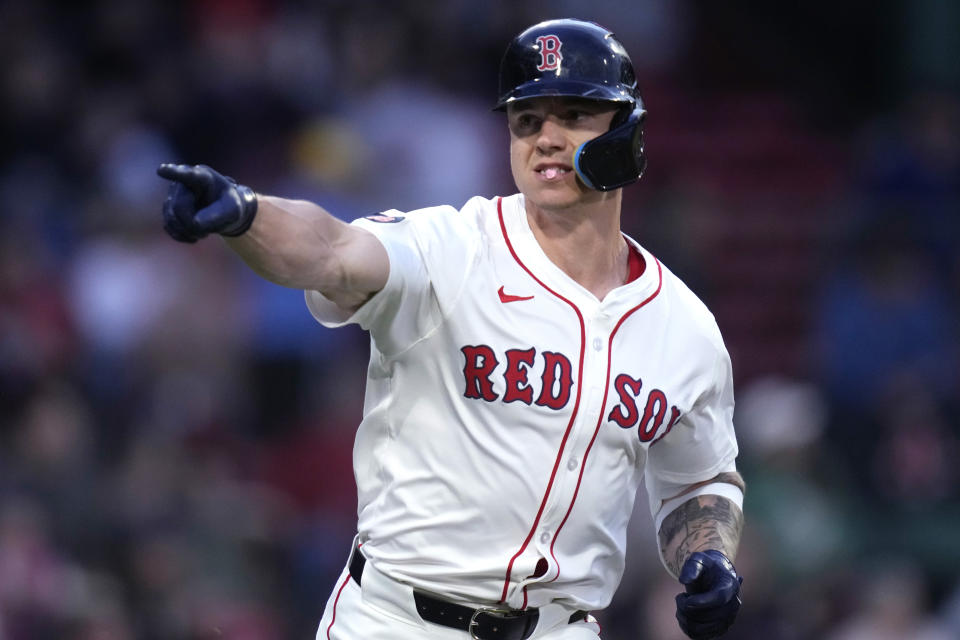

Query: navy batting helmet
left=495, top=19, right=647, bottom=191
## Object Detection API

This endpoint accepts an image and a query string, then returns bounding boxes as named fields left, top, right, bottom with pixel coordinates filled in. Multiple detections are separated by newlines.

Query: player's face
left=507, top=97, right=618, bottom=210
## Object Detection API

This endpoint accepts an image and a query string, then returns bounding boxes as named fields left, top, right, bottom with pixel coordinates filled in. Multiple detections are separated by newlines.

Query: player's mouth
left=534, top=162, right=573, bottom=181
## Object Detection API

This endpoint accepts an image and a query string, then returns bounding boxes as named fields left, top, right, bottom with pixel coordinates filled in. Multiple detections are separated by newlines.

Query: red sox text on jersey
left=461, top=344, right=683, bottom=445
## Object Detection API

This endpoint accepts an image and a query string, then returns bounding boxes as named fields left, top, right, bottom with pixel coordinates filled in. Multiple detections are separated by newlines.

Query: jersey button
left=567, top=458, right=578, bottom=471
left=540, top=532, right=551, bottom=544
left=592, top=337, right=603, bottom=351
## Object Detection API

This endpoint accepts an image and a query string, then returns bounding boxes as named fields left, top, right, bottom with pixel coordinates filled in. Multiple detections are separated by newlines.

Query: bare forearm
left=223, top=195, right=345, bottom=290
left=658, top=474, right=745, bottom=577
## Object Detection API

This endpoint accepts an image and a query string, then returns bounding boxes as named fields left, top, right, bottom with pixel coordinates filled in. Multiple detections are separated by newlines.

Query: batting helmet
left=495, top=19, right=647, bottom=191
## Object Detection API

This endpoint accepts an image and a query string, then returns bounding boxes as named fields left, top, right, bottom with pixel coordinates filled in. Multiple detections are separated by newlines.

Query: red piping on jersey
left=496, top=197, right=587, bottom=606
left=326, top=573, right=352, bottom=639
left=546, top=257, right=663, bottom=581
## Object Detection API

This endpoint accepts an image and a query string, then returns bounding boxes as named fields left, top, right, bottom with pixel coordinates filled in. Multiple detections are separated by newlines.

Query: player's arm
left=225, top=195, right=387, bottom=311
left=657, top=471, right=745, bottom=577
left=157, top=163, right=387, bottom=312
left=656, top=471, right=745, bottom=640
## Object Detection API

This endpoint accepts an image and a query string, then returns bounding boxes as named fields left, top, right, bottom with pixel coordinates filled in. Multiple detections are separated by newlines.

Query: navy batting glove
left=675, top=550, right=742, bottom=640
left=156, top=163, right=258, bottom=243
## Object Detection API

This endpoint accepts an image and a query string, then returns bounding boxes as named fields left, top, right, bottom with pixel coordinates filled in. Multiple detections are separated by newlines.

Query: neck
left=524, top=192, right=628, bottom=300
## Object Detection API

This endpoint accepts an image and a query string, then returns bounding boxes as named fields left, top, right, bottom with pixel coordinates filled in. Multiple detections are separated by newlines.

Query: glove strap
left=221, top=185, right=259, bottom=237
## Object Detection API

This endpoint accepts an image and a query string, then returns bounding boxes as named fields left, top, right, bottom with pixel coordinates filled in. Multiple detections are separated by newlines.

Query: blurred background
left=1, top=0, right=958, bottom=638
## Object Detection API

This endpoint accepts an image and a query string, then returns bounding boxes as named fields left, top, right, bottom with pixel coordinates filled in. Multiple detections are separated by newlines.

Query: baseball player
left=157, top=19, right=745, bottom=640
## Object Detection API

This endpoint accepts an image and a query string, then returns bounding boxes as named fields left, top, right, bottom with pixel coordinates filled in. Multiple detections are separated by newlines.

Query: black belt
left=348, top=546, right=588, bottom=640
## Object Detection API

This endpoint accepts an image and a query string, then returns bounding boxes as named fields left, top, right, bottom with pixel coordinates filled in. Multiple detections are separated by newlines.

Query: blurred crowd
left=1, top=1, right=959, bottom=639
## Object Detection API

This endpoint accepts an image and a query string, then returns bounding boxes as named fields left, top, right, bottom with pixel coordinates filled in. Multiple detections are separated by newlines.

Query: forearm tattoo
left=658, top=475, right=745, bottom=577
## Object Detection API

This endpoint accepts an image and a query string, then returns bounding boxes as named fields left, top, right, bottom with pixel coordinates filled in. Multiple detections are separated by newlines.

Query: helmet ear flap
left=573, top=105, right=647, bottom=192
left=610, top=103, right=634, bottom=129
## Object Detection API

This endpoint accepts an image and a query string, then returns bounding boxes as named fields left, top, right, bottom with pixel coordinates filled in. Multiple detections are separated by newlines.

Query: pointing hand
left=156, top=163, right=258, bottom=243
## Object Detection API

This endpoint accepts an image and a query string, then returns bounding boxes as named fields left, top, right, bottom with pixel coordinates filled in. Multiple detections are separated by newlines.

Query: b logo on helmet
left=535, top=35, right=562, bottom=71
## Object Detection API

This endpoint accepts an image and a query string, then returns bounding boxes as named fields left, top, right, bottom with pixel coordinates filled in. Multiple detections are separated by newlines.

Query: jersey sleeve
left=644, top=339, right=739, bottom=517
left=304, top=204, right=479, bottom=357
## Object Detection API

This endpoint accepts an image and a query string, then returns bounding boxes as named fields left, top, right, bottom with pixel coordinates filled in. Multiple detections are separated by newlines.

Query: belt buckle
left=469, top=606, right=520, bottom=640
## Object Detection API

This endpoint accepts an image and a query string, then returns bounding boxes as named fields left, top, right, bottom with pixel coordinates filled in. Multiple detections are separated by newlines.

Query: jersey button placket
left=535, top=313, right=606, bottom=562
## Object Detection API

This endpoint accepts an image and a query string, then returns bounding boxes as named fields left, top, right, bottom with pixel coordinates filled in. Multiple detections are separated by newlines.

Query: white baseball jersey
left=305, top=193, right=739, bottom=613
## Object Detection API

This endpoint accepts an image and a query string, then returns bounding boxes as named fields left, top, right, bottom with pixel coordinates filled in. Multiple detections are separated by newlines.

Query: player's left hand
left=675, top=550, right=742, bottom=640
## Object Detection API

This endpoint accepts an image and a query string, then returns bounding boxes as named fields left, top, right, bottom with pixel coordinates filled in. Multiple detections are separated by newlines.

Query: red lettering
left=536, top=35, right=563, bottom=71
left=638, top=389, right=667, bottom=442
left=503, top=348, right=536, bottom=404
left=536, top=351, right=573, bottom=410
left=651, top=406, right=682, bottom=446
left=461, top=345, right=499, bottom=401
left=607, top=374, right=643, bottom=428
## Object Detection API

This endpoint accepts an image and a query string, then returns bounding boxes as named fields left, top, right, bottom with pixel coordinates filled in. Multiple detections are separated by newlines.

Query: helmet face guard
left=496, top=19, right=647, bottom=191
left=573, top=104, right=646, bottom=191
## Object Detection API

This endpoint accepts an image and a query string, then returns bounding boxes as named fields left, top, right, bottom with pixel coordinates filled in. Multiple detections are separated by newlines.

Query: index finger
left=156, top=163, right=202, bottom=186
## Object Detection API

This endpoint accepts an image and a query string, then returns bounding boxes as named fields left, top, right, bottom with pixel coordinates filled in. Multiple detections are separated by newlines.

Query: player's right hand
left=156, top=163, right=258, bottom=243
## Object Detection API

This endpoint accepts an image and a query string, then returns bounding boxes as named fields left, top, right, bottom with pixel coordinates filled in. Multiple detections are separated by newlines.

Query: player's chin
left=525, top=181, right=586, bottom=209
left=527, top=193, right=576, bottom=212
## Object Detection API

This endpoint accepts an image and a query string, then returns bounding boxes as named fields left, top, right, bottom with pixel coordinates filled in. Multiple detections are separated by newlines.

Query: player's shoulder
left=655, top=258, right=727, bottom=352
left=358, top=195, right=498, bottom=231
left=408, top=194, right=501, bottom=218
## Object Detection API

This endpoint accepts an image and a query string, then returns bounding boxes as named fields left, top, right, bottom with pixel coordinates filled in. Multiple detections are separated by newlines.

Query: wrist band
left=222, top=186, right=259, bottom=237
left=655, top=482, right=744, bottom=533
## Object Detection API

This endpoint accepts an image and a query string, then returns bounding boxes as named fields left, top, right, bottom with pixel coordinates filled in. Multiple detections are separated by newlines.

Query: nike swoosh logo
left=498, top=286, right=534, bottom=303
